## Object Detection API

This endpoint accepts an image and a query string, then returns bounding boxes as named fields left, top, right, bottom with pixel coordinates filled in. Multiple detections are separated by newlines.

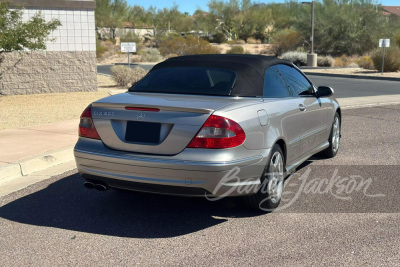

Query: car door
left=276, top=64, right=328, bottom=156
left=263, top=65, right=306, bottom=164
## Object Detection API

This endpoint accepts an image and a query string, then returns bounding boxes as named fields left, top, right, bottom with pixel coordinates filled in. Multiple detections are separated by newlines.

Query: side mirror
left=317, top=86, right=334, bottom=97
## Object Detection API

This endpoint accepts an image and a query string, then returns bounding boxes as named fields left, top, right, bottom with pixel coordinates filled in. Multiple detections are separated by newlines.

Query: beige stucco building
left=0, top=0, right=97, bottom=95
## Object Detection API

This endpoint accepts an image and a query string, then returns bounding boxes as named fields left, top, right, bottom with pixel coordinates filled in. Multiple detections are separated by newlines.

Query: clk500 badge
left=93, top=111, right=115, bottom=116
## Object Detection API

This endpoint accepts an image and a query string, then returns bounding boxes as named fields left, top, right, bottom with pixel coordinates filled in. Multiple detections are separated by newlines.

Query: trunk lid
left=91, top=92, right=242, bottom=155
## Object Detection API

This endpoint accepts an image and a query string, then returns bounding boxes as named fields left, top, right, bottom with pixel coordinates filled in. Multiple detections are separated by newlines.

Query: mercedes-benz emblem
left=137, top=111, right=145, bottom=121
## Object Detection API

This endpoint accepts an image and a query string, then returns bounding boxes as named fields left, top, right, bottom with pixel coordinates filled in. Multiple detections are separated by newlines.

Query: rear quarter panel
left=214, top=98, right=303, bottom=165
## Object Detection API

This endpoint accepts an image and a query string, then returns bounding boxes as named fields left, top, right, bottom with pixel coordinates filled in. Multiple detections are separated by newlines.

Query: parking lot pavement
left=0, top=105, right=399, bottom=266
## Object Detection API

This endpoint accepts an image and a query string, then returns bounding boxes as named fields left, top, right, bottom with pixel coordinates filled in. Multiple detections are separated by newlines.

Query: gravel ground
left=0, top=75, right=125, bottom=131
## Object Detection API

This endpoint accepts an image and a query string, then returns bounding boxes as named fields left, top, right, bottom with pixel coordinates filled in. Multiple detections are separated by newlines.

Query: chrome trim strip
left=301, top=126, right=328, bottom=139
left=289, top=126, right=327, bottom=147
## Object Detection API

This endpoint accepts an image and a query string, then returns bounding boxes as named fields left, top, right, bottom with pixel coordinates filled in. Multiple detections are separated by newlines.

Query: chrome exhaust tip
left=83, top=181, right=95, bottom=189
left=94, top=183, right=108, bottom=192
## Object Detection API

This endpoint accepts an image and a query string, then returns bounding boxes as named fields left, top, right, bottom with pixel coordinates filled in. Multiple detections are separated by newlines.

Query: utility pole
left=311, top=1, right=314, bottom=54
left=302, top=1, right=317, bottom=67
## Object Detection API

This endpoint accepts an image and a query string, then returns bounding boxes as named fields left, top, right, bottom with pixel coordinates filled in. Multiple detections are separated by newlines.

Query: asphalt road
left=97, top=64, right=400, bottom=99
left=0, top=105, right=399, bottom=266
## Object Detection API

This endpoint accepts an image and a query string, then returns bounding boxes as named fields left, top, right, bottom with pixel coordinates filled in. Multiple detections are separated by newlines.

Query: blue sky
left=126, top=0, right=399, bottom=15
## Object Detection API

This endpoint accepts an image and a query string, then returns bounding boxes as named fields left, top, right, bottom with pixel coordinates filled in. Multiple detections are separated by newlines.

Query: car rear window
left=130, top=67, right=236, bottom=96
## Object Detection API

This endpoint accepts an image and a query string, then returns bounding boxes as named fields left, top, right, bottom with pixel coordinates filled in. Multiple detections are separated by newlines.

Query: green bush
left=212, top=32, right=227, bottom=44
left=226, top=46, right=245, bottom=54
left=96, top=39, right=107, bottom=58
left=272, top=29, right=301, bottom=56
left=357, top=56, right=374, bottom=70
left=110, top=66, right=148, bottom=87
left=371, top=47, right=400, bottom=72
left=281, top=51, right=307, bottom=66
left=317, top=56, right=334, bottom=67
left=158, top=35, right=220, bottom=56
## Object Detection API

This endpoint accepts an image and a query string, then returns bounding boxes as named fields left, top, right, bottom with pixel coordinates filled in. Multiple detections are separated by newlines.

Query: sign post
left=120, top=42, right=137, bottom=67
left=379, top=39, right=390, bottom=74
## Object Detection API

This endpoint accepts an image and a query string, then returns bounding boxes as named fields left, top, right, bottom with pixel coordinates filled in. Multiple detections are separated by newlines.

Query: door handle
left=299, top=104, right=306, bottom=111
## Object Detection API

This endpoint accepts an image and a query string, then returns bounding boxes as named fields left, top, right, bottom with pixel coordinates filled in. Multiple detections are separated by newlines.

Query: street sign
left=121, top=42, right=136, bottom=53
left=379, top=39, right=390, bottom=74
left=379, top=39, right=390, bottom=48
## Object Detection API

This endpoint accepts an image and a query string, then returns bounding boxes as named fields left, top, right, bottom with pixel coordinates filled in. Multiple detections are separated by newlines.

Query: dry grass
left=0, top=75, right=125, bottom=131
left=211, top=43, right=273, bottom=55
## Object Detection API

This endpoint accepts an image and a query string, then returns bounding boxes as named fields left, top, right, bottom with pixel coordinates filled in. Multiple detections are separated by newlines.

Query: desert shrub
left=140, top=48, right=163, bottom=62
left=164, top=54, right=178, bottom=59
left=332, top=54, right=359, bottom=67
left=235, top=39, right=246, bottom=45
left=371, top=47, right=400, bottom=72
left=258, top=46, right=274, bottom=55
left=317, top=56, right=334, bottom=67
left=272, top=29, right=301, bottom=56
left=110, top=66, right=148, bottom=87
left=226, top=46, right=245, bottom=54
left=227, top=40, right=235, bottom=45
left=281, top=51, right=307, bottom=66
left=102, top=39, right=116, bottom=46
left=395, top=35, right=400, bottom=48
left=120, top=32, right=142, bottom=43
left=253, top=32, right=266, bottom=42
left=247, top=37, right=257, bottom=44
left=357, top=56, right=374, bottom=70
left=158, top=35, right=220, bottom=56
left=96, top=39, right=107, bottom=58
left=212, top=32, right=227, bottom=44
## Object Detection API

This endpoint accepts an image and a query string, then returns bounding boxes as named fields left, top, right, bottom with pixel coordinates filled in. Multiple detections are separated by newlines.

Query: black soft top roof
left=150, top=54, right=293, bottom=97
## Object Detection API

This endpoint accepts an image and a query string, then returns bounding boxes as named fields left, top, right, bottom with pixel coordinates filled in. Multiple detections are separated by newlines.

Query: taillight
left=79, top=105, right=101, bottom=140
left=187, top=115, right=245, bottom=149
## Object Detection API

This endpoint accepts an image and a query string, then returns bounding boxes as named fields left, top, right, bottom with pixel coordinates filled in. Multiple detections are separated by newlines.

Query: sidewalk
left=301, top=67, right=400, bottom=81
left=0, top=119, right=79, bottom=185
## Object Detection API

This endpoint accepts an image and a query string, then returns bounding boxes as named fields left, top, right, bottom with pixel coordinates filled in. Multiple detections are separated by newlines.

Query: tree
left=95, top=0, right=128, bottom=39
left=0, top=1, right=61, bottom=53
left=295, top=0, right=393, bottom=56
left=127, top=5, right=152, bottom=28
left=207, top=0, right=273, bottom=41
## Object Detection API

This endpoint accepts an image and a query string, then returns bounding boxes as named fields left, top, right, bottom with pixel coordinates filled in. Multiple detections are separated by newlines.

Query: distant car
left=74, top=54, right=341, bottom=211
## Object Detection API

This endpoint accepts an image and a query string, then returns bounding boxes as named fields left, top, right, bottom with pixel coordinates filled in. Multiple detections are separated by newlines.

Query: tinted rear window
left=130, top=67, right=236, bottom=96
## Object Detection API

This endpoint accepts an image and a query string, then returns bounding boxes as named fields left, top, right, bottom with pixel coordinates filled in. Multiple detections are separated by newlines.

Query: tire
left=320, top=112, right=341, bottom=158
left=246, top=144, right=285, bottom=212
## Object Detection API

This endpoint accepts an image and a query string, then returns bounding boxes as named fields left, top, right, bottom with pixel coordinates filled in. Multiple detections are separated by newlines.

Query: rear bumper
left=74, top=138, right=269, bottom=197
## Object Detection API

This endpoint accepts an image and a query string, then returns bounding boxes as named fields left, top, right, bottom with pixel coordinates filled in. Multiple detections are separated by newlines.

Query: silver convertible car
left=74, top=54, right=341, bottom=211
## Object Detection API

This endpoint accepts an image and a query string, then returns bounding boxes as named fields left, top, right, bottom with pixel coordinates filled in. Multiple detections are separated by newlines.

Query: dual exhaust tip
left=83, top=181, right=108, bottom=191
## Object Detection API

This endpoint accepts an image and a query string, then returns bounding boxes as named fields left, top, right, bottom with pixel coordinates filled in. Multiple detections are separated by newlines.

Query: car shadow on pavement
left=0, top=173, right=263, bottom=239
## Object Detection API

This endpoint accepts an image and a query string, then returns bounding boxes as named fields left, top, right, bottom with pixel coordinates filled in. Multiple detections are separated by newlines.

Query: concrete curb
left=340, top=100, right=400, bottom=110
left=0, top=146, right=74, bottom=185
left=303, top=71, right=400, bottom=82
